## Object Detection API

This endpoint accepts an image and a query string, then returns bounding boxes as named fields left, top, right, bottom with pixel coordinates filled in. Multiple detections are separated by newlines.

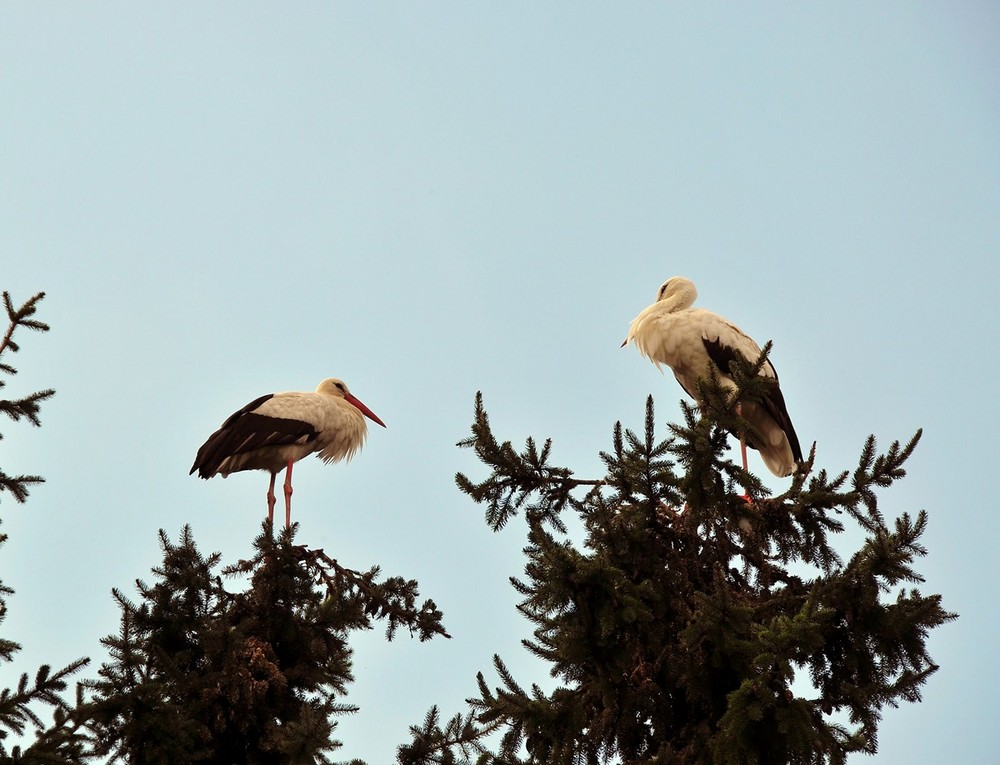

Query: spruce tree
left=82, top=524, right=449, bottom=764
left=0, top=291, right=89, bottom=763
left=400, top=351, right=956, bottom=765
left=1, top=289, right=453, bottom=763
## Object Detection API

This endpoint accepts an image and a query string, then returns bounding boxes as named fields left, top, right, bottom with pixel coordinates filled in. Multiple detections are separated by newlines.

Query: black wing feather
left=758, top=383, right=803, bottom=462
left=702, top=336, right=748, bottom=377
left=701, top=337, right=802, bottom=461
left=190, top=394, right=319, bottom=478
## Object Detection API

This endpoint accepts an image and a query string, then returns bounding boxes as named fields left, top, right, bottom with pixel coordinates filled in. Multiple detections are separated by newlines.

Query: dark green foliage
left=0, top=292, right=55, bottom=505
left=83, top=525, right=449, bottom=765
left=398, top=706, right=498, bottom=765
left=2, top=287, right=452, bottom=763
left=402, top=356, right=955, bottom=765
left=0, top=291, right=91, bottom=763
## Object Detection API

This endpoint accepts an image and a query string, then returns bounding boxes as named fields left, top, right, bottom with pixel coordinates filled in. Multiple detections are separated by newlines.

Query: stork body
left=623, top=277, right=801, bottom=477
left=190, top=378, right=386, bottom=527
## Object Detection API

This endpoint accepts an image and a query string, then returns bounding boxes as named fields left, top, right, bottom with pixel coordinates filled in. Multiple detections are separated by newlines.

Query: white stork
left=622, top=276, right=802, bottom=478
left=190, top=378, right=386, bottom=528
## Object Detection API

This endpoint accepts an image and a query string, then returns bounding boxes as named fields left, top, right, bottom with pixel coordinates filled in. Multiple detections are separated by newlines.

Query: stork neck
left=661, top=283, right=697, bottom=313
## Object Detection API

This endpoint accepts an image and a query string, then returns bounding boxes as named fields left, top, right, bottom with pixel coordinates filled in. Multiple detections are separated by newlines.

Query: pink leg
left=266, top=472, right=277, bottom=524
left=736, top=403, right=749, bottom=472
left=736, top=403, right=751, bottom=506
left=283, top=459, right=294, bottom=529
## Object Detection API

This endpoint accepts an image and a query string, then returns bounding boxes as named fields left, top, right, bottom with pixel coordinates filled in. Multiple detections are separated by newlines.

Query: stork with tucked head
left=190, top=377, right=386, bottom=528
left=622, top=277, right=802, bottom=478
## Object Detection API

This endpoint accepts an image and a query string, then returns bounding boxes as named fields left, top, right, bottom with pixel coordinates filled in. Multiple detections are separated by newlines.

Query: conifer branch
left=418, top=385, right=955, bottom=764
left=11, top=682, right=92, bottom=763
left=0, top=289, right=90, bottom=760
left=299, top=545, right=451, bottom=642
left=600, top=396, right=679, bottom=507
left=397, top=705, right=499, bottom=765
left=225, top=529, right=450, bottom=643
left=0, top=472, right=46, bottom=505
left=0, top=290, right=53, bottom=505
left=81, top=517, right=450, bottom=761
left=85, top=526, right=367, bottom=762
left=1, top=291, right=50, bottom=360
left=0, top=389, right=56, bottom=428
left=457, top=392, right=606, bottom=533
left=0, top=658, right=90, bottom=757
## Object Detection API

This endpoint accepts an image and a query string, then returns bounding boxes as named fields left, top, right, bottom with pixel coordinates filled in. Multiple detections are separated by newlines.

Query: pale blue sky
left=2, top=3, right=998, bottom=762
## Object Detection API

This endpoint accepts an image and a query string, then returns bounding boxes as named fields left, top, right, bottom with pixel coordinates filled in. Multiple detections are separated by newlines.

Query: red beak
left=345, top=393, right=387, bottom=428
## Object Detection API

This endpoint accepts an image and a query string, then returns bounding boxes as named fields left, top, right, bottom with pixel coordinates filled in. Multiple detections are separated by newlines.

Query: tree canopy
left=400, top=359, right=955, bottom=765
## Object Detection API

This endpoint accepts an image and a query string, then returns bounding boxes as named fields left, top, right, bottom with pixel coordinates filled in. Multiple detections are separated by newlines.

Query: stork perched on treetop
left=190, top=378, right=386, bottom=528
left=622, top=276, right=802, bottom=478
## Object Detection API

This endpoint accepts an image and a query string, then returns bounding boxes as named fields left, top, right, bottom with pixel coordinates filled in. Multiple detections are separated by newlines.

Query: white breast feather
left=256, top=392, right=368, bottom=464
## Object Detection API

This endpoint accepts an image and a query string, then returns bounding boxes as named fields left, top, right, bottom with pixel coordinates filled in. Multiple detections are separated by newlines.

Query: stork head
left=656, top=276, right=698, bottom=311
left=316, top=378, right=387, bottom=428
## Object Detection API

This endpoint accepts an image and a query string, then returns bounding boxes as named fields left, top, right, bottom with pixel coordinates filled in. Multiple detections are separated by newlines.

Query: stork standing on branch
left=622, top=276, right=802, bottom=478
left=191, top=378, right=386, bottom=528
